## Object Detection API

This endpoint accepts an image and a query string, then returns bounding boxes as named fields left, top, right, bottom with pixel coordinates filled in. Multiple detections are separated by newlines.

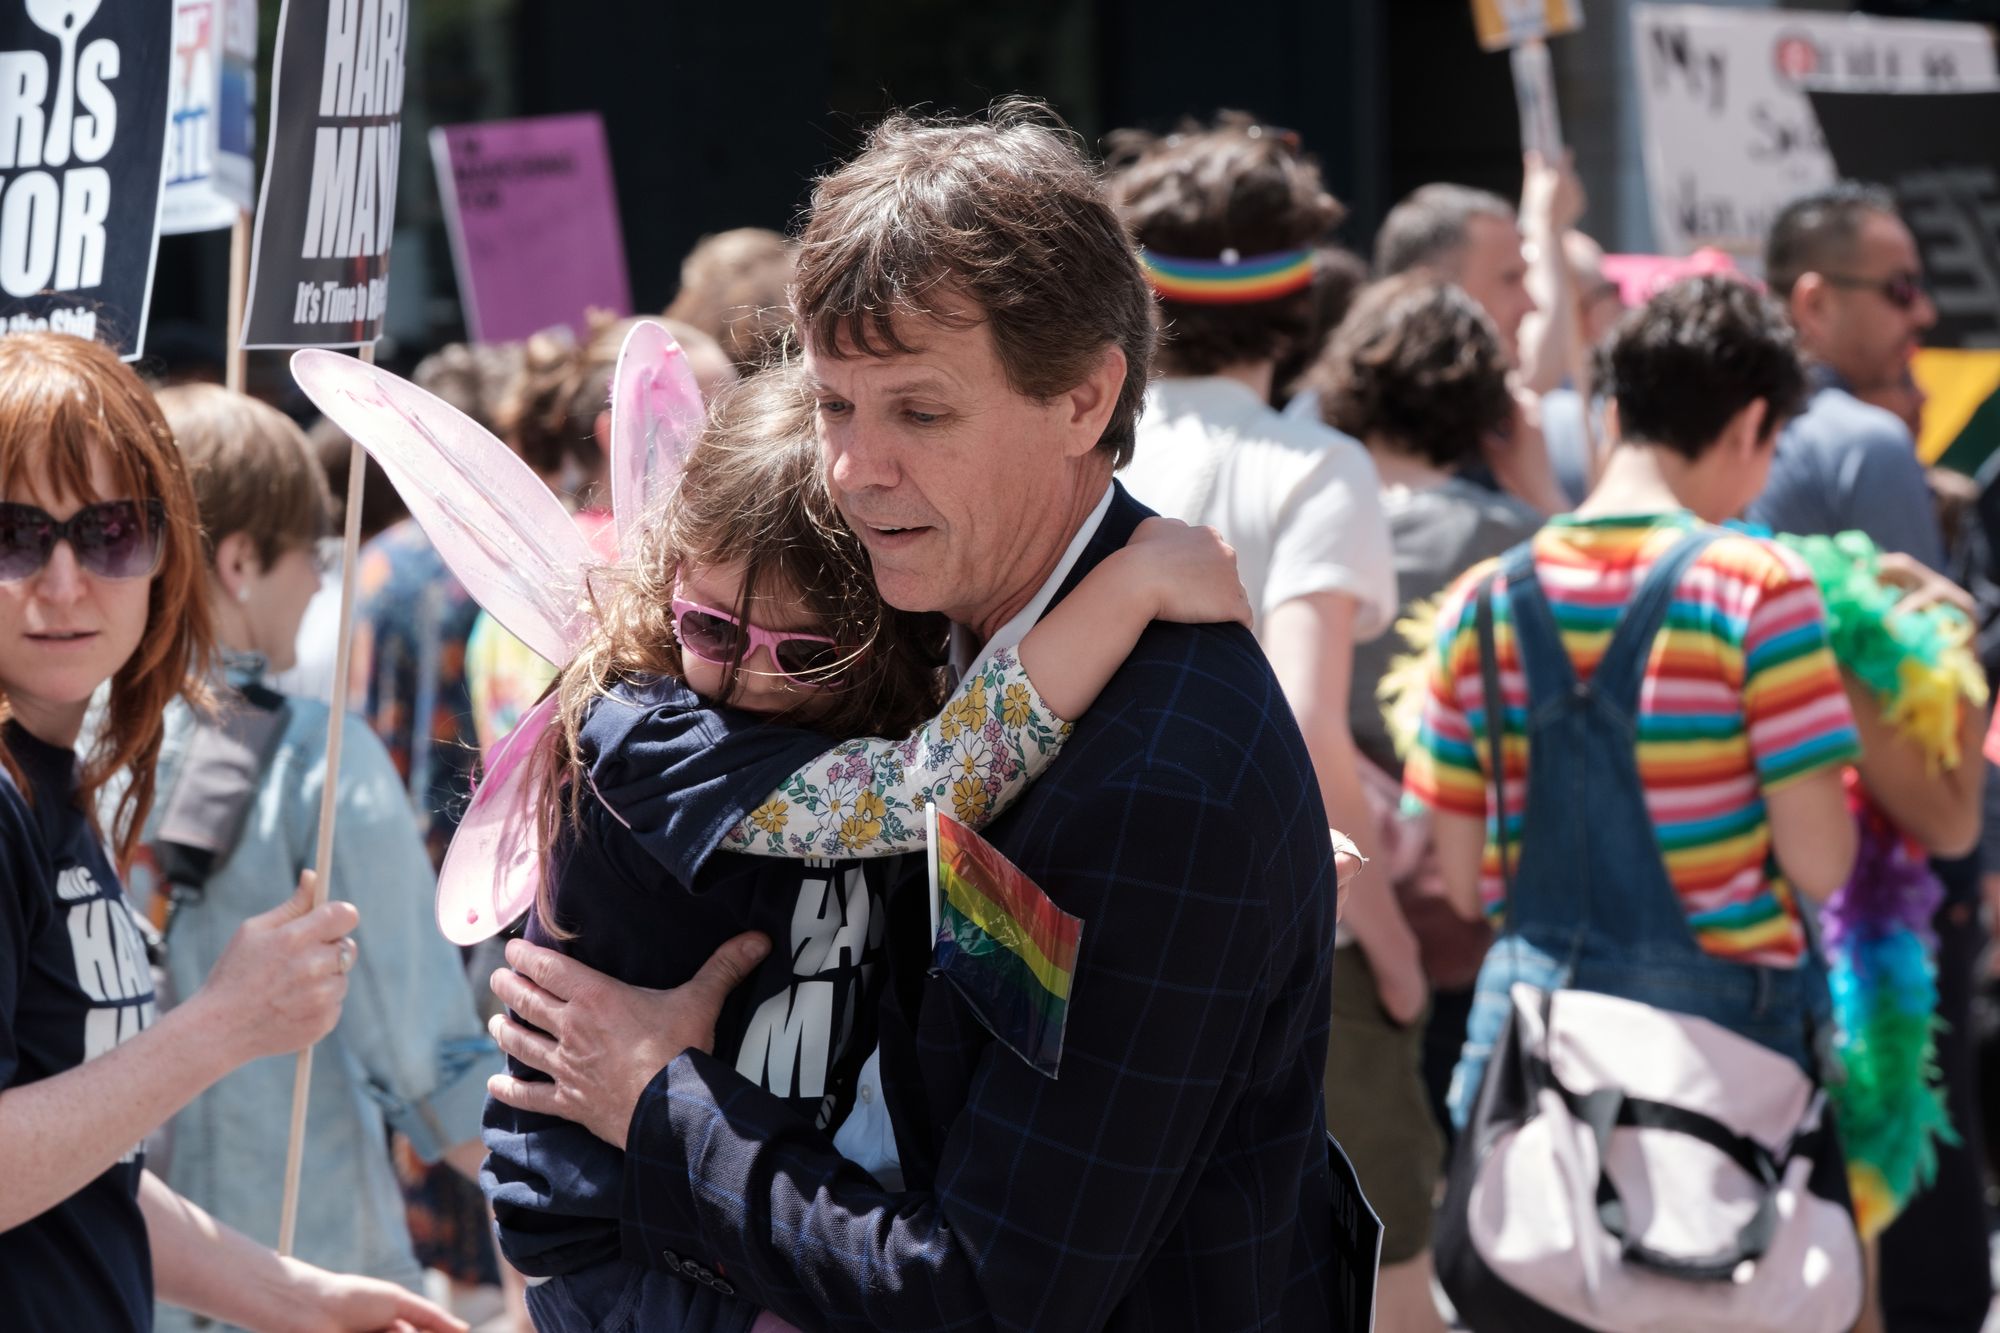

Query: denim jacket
left=139, top=657, right=500, bottom=1328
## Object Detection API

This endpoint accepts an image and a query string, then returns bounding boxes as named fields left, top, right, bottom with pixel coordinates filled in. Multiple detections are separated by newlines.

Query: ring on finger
left=335, top=938, right=357, bottom=975
left=1329, top=830, right=1365, bottom=865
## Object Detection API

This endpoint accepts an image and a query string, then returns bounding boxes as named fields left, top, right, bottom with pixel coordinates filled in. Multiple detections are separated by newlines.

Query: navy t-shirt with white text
left=482, top=676, right=905, bottom=1279
left=0, top=722, right=159, bottom=1332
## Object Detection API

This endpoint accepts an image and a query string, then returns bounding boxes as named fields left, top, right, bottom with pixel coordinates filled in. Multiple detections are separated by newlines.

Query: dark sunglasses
left=1823, top=270, right=1928, bottom=311
left=0, top=499, right=166, bottom=583
left=670, top=596, right=854, bottom=689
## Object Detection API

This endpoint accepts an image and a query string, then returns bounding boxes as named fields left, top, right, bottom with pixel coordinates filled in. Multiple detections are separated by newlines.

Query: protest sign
left=240, top=0, right=407, bottom=349
left=431, top=112, right=631, bottom=343
left=161, top=0, right=236, bottom=236
left=1469, top=0, right=1581, bottom=54
left=1327, top=1133, right=1384, bottom=1331
left=1634, top=5, right=1995, bottom=262
left=1599, top=247, right=1742, bottom=307
left=1510, top=39, right=1564, bottom=160
left=213, top=0, right=255, bottom=209
left=0, top=2, right=171, bottom=358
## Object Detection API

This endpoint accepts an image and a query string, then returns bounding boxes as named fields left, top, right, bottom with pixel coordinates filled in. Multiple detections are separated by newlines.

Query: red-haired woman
left=0, top=334, right=461, bottom=1333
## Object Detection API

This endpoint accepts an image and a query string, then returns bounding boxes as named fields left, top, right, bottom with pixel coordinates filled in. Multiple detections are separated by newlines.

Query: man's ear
left=1058, top=345, right=1128, bottom=460
left=211, top=530, right=260, bottom=602
left=1790, top=273, right=1832, bottom=347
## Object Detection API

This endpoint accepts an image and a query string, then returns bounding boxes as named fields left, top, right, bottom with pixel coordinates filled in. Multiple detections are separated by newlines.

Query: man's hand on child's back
left=486, top=933, right=771, bottom=1150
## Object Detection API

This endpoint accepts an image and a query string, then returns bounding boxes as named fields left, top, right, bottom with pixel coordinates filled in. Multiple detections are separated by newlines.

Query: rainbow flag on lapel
left=927, top=805, right=1083, bottom=1077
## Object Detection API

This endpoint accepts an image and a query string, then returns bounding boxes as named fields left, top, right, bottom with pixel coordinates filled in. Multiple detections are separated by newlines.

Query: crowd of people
left=1, top=97, right=1996, bottom=1333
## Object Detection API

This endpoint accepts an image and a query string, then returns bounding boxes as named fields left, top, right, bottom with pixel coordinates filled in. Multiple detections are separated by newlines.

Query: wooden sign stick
left=224, top=210, right=252, bottom=394
left=275, top=341, right=374, bottom=1256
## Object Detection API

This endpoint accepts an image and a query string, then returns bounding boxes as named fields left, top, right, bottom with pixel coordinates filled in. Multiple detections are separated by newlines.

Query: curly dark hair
left=1306, top=275, right=1512, bottom=469
left=1274, top=244, right=1370, bottom=405
left=1603, top=275, right=1807, bottom=460
left=1108, top=112, right=1345, bottom=377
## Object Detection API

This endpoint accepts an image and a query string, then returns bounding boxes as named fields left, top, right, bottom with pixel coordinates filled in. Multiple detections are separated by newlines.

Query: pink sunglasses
left=670, top=596, right=853, bottom=689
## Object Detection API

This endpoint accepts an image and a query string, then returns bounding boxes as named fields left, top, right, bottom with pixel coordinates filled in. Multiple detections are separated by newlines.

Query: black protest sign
left=240, top=0, right=406, bottom=349
left=1326, top=1134, right=1383, bottom=1331
left=0, top=3, right=171, bottom=359
left=1810, top=90, right=2000, bottom=350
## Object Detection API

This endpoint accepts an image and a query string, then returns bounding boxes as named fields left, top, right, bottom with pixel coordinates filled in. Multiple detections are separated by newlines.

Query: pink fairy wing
left=608, top=320, right=705, bottom=554
left=291, top=349, right=594, bottom=665
left=436, top=692, right=558, bottom=944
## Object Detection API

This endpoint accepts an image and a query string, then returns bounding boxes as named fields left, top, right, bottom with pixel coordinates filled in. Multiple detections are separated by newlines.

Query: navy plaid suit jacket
left=619, top=485, right=1346, bottom=1330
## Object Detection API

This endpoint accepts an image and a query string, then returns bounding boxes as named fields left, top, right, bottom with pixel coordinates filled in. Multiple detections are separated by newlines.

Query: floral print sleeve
left=721, top=646, right=1071, bottom=858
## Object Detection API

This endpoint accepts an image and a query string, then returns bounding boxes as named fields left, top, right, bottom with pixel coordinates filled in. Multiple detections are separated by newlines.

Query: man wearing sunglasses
left=1746, top=181, right=1944, bottom=571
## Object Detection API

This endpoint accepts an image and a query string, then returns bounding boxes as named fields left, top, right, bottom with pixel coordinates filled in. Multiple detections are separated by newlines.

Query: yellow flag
left=1911, top=349, right=2000, bottom=464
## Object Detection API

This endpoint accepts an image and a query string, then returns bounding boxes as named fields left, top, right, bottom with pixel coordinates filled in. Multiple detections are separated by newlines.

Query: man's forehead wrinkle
left=808, top=357, right=965, bottom=398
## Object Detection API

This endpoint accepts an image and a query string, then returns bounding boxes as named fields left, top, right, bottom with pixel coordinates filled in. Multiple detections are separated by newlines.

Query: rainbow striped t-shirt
left=1404, top=512, right=1859, bottom=967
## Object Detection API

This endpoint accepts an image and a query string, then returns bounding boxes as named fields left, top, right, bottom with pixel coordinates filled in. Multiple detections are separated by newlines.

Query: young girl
left=0, top=333, right=460, bottom=1333
left=484, top=363, right=1252, bottom=1332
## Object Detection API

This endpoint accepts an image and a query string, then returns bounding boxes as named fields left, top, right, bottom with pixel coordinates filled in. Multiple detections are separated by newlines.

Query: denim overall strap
left=1496, top=527, right=1718, bottom=959
left=1588, top=527, right=1719, bottom=718
left=1452, top=526, right=1823, bottom=1125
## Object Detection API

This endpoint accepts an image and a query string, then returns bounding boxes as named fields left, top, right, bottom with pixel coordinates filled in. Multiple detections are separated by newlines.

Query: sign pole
left=276, top=341, right=372, bottom=1255
left=225, top=211, right=252, bottom=394
left=246, top=0, right=405, bottom=1250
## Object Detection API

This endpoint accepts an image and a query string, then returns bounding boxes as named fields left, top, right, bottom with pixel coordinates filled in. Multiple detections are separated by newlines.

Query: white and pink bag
left=1434, top=982, right=1862, bottom=1333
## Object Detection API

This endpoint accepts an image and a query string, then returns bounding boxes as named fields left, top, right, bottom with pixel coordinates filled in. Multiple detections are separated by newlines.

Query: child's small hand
left=1126, top=517, right=1253, bottom=627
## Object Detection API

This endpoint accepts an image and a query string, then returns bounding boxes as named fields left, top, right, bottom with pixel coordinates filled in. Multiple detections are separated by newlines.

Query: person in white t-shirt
left=1109, top=116, right=1418, bottom=1055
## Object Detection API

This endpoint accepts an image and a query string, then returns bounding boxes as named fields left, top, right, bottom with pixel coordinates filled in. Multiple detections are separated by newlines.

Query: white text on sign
left=0, top=27, right=118, bottom=299
left=299, top=0, right=406, bottom=262
left=292, top=275, right=388, bottom=324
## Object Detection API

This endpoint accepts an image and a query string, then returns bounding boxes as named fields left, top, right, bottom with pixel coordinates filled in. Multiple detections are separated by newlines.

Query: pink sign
left=431, top=112, right=632, bottom=343
left=1599, top=248, right=1750, bottom=309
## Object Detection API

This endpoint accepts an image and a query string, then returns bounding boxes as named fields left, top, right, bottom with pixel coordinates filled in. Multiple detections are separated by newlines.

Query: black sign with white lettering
left=240, top=0, right=405, bottom=349
left=1810, top=90, right=2000, bottom=350
left=1327, top=1133, right=1383, bottom=1332
left=0, top=3, right=171, bottom=359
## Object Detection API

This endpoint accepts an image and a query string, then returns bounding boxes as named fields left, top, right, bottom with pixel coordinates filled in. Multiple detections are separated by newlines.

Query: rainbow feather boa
left=1775, top=531, right=1983, bottom=1240
left=1821, top=781, right=1954, bottom=1239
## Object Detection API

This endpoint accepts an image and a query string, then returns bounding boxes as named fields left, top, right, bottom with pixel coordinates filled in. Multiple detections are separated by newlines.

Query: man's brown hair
left=156, top=383, right=332, bottom=569
left=792, top=99, right=1154, bottom=467
left=1109, top=112, right=1346, bottom=377
left=1373, top=183, right=1515, bottom=279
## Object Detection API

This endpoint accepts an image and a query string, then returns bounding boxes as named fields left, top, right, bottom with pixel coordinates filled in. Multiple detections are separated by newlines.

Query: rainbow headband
left=1138, top=245, right=1315, bottom=305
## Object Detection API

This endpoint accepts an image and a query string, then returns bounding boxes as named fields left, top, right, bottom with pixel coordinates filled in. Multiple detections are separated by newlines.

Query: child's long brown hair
left=533, top=362, right=945, bottom=936
left=0, top=334, right=215, bottom=863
